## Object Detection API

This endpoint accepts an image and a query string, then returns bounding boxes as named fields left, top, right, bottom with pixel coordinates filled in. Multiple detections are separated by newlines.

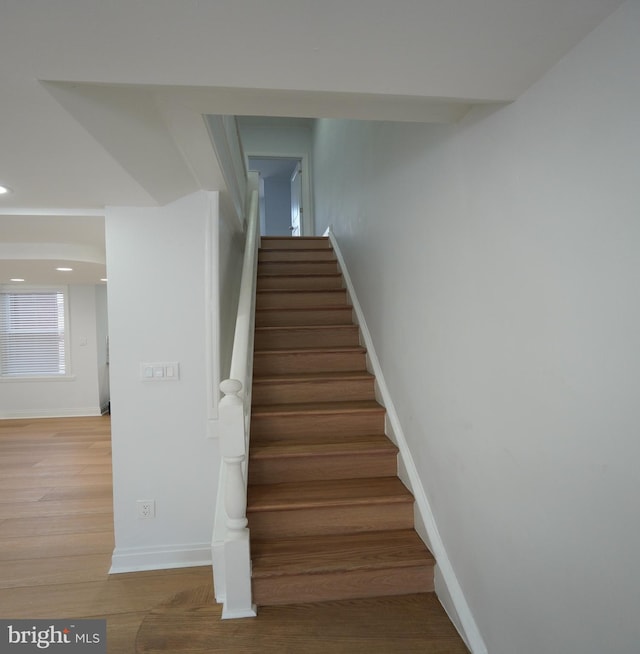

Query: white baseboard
left=327, top=229, right=487, bottom=654
left=109, top=542, right=212, bottom=574
left=0, top=407, right=103, bottom=420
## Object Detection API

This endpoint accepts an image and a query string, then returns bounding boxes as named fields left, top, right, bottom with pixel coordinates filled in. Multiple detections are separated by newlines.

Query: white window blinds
left=0, top=288, right=68, bottom=377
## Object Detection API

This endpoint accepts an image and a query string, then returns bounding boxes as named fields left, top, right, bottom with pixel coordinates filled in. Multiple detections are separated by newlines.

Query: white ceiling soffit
left=154, top=84, right=476, bottom=124
left=41, top=82, right=202, bottom=206
left=155, top=87, right=475, bottom=123
left=240, top=117, right=316, bottom=130
left=0, top=259, right=106, bottom=286
left=0, top=215, right=106, bottom=285
left=40, top=82, right=479, bottom=210
left=43, top=82, right=460, bottom=208
left=0, top=242, right=103, bottom=263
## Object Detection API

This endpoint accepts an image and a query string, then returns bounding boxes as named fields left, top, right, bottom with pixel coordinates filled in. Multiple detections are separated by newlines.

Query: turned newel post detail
left=219, top=378, right=248, bottom=532
left=218, top=378, right=255, bottom=617
left=224, top=455, right=248, bottom=534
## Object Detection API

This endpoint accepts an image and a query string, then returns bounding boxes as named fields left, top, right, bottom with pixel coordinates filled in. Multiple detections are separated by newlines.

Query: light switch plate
left=140, top=362, right=180, bottom=381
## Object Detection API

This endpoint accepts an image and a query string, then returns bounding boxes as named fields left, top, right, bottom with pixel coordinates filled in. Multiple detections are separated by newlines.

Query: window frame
left=0, top=285, right=73, bottom=381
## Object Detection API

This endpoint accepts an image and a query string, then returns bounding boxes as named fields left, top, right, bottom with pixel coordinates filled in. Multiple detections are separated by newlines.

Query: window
left=0, top=287, right=69, bottom=378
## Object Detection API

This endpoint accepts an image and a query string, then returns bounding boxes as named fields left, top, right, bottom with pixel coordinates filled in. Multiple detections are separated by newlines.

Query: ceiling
left=0, top=214, right=105, bottom=285
left=0, top=0, right=624, bottom=285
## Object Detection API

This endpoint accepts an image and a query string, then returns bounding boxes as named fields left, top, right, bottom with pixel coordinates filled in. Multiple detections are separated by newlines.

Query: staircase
left=247, top=236, right=435, bottom=606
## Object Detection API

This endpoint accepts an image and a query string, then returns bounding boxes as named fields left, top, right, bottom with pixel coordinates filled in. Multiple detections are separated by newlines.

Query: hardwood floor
left=137, top=586, right=470, bottom=654
left=0, top=415, right=469, bottom=653
left=0, top=416, right=212, bottom=653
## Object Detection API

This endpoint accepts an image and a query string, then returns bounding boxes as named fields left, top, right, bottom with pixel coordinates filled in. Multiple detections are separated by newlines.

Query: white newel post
left=218, top=379, right=256, bottom=618
left=212, top=184, right=259, bottom=619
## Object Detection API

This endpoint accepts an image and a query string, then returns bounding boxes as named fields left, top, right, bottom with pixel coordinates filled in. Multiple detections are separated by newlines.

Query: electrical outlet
left=137, top=500, right=156, bottom=519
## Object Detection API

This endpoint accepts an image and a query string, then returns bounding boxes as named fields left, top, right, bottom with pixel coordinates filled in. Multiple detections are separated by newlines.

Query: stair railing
left=213, top=188, right=259, bottom=619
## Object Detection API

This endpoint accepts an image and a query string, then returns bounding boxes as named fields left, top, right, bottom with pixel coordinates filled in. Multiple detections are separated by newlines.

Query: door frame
left=290, top=160, right=302, bottom=236
left=245, top=152, right=314, bottom=236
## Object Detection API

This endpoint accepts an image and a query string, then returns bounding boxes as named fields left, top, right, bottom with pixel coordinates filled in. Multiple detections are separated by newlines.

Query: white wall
left=95, top=284, right=110, bottom=414
left=312, top=3, right=640, bottom=653
left=217, top=198, right=244, bottom=385
left=106, top=191, right=220, bottom=572
left=0, top=284, right=103, bottom=418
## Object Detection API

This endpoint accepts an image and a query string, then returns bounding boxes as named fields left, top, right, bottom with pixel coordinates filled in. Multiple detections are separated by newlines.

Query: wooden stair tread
left=259, top=258, right=337, bottom=265
left=251, top=399, right=383, bottom=417
left=256, top=324, right=354, bottom=328
left=258, top=263, right=339, bottom=271
left=257, top=290, right=347, bottom=306
left=257, top=275, right=343, bottom=286
left=254, top=345, right=365, bottom=355
left=258, top=288, right=345, bottom=295
left=253, top=370, right=374, bottom=383
left=255, top=306, right=353, bottom=327
left=260, top=236, right=329, bottom=243
left=253, top=325, right=360, bottom=347
left=259, top=248, right=335, bottom=254
left=254, top=325, right=357, bottom=333
left=251, top=530, right=433, bottom=577
left=247, top=477, right=412, bottom=512
left=259, top=260, right=339, bottom=267
left=258, top=263, right=338, bottom=270
left=256, top=305, right=353, bottom=312
left=250, top=433, right=397, bottom=460
left=257, top=273, right=342, bottom=279
left=260, top=237, right=330, bottom=248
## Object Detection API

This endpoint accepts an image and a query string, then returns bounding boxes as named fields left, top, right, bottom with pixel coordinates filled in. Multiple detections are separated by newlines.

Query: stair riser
left=257, top=275, right=343, bottom=291
left=259, top=261, right=339, bottom=275
left=252, top=378, right=375, bottom=405
left=249, top=452, right=397, bottom=485
left=253, top=351, right=366, bottom=375
left=254, top=326, right=360, bottom=350
left=261, top=238, right=331, bottom=250
left=256, top=307, right=353, bottom=328
left=248, top=502, right=414, bottom=539
left=259, top=250, right=337, bottom=262
left=251, top=411, right=385, bottom=441
left=252, top=565, right=434, bottom=606
left=256, top=290, right=348, bottom=309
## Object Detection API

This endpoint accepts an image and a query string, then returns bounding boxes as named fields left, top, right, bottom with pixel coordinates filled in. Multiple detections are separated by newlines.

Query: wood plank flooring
left=0, top=415, right=469, bottom=653
left=0, top=416, right=212, bottom=653
left=136, top=585, right=470, bottom=654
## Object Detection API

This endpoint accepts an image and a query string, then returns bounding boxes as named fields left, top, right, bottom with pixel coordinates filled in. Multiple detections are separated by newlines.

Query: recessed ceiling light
left=100, top=278, right=108, bottom=282
left=10, top=278, right=25, bottom=282
left=0, top=185, right=11, bottom=195
left=56, top=267, right=73, bottom=272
